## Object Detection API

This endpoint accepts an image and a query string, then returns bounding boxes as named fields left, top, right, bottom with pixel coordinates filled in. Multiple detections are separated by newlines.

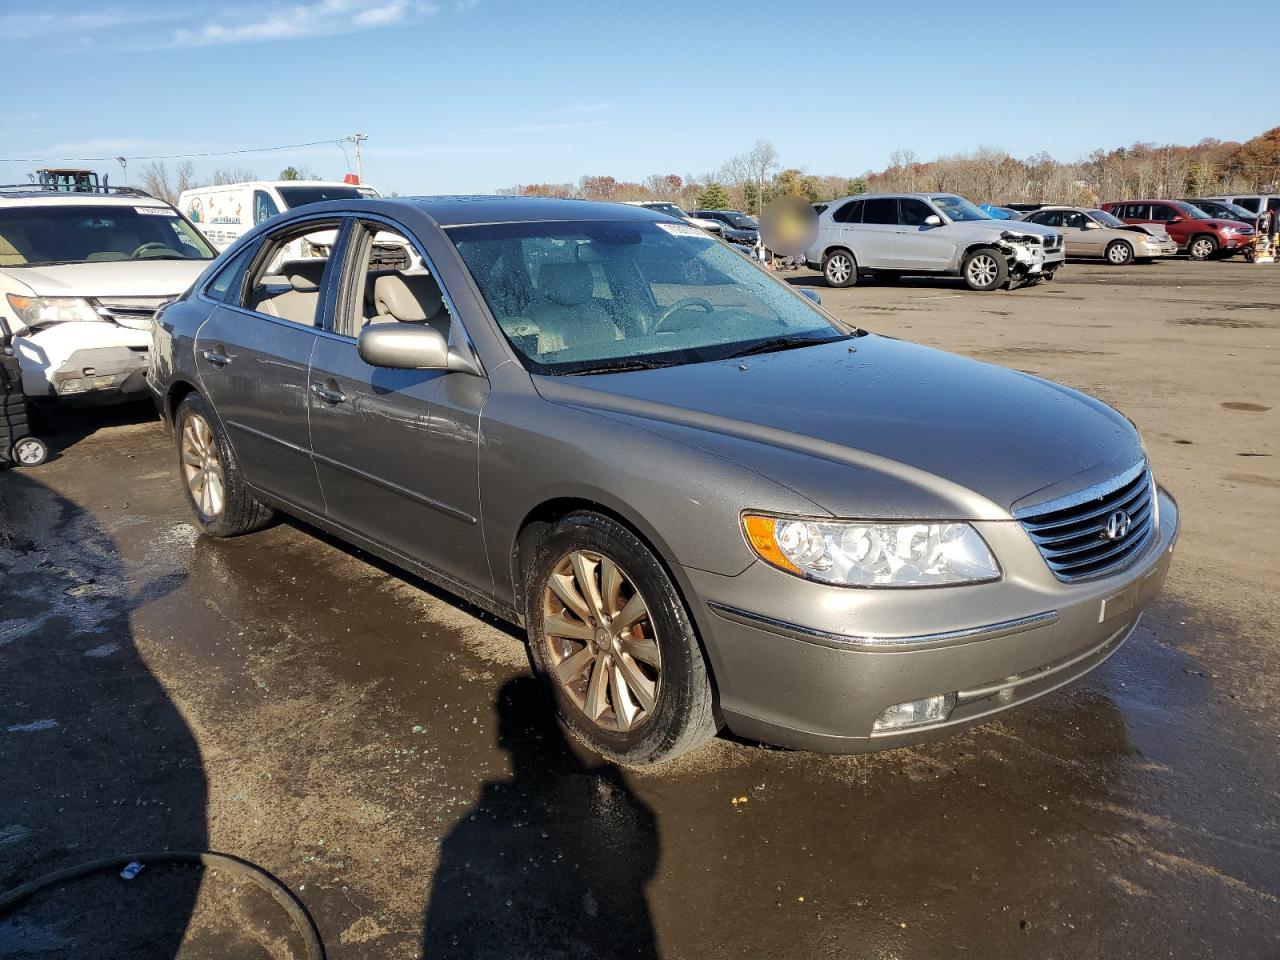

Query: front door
left=893, top=197, right=955, bottom=270
left=307, top=219, right=491, bottom=591
left=194, top=218, right=344, bottom=514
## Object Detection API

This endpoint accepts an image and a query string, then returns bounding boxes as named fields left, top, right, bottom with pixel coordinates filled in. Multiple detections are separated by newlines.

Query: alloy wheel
left=181, top=413, right=225, bottom=518
left=542, top=550, right=662, bottom=734
left=826, top=254, right=852, bottom=285
left=967, top=254, right=998, bottom=287
left=1190, top=238, right=1214, bottom=260
left=1108, top=242, right=1132, bottom=264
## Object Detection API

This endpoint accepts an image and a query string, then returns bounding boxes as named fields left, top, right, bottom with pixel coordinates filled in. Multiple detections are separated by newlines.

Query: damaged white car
left=806, top=192, right=1064, bottom=291
left=0, top=185, right=215, bottom=402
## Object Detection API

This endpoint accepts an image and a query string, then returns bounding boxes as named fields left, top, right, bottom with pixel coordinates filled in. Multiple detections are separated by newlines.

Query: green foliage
left=696, top=181, right=732, bottom=210
left=845, top=178, right=867, bottom=195
left=279, top=166, right=301, bottom=180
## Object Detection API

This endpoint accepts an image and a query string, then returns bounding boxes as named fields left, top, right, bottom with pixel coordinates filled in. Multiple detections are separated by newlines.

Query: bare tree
left=745, top=140, right=779, bottom=214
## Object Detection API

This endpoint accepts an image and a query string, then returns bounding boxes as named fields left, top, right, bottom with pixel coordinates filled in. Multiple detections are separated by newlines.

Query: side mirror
left=800, top=289, right=821, bottom=305
left=1169, top=215, right=1185, bottom=223
left=923, top=214, right=942, bottom=227
left=357, top=323, right=480, bottom=375
left=1082, top=221, right=1100, bottom=230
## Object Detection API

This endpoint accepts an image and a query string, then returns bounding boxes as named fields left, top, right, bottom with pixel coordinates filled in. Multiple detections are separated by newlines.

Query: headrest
left=538, top=262, right=592, bottom=306
left=280, top=259, right=327, bottom=292
left=374, top=273, right=443, bottom=322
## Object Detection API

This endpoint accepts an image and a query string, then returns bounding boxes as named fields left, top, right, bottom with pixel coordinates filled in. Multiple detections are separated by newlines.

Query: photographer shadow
left=421, top=676, right=660, bottom=960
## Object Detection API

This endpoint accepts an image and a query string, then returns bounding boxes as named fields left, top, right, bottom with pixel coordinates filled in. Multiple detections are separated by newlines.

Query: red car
left=1101, top=199, right=1254, bottom=261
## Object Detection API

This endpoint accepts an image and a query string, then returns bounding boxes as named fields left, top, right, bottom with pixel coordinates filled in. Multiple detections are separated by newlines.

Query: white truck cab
left=0, top=185, right=215, bottom=401
left=177, top=180, right=381, bottom=253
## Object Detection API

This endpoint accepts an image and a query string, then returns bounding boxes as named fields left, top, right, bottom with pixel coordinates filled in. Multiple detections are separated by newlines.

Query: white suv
left=0, top=185, right=215, bottom=402
left=805, top=193, right=1065, bottom=291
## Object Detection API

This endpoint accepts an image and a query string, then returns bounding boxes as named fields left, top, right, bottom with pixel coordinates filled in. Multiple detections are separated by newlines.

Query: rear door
left=193, top=217, right=345, bottom=514
left=307, top=217, right=491, bottom=590
left=853, top=197, right=898, bottom=268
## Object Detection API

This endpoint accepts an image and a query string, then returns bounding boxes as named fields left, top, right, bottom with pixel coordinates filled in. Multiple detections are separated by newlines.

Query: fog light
left=873, top=693, right=957, bottom=733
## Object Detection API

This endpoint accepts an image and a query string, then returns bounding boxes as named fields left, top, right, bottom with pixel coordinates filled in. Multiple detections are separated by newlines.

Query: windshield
left=1089, top=209, right=1126, bottom=228
left=931, top=195, right=991, bottom=222
left=0, top=204, right=215, bottom=266
left=276, top=185, right=365, bottom=208
left=449, top=219, right=848, bottom=375
left=646, top=203, right=690, bottom=219
left=720, top=212, right=757, bottom=229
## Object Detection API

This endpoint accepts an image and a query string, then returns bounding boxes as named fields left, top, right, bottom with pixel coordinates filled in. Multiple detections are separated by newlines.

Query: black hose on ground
left=0, top=850, right=325, bottom=960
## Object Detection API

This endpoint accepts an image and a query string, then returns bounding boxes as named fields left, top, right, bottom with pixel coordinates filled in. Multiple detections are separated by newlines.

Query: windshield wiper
left=722, top=334, right=846, bottom=360
left=560, top=357, right=681, bottom=376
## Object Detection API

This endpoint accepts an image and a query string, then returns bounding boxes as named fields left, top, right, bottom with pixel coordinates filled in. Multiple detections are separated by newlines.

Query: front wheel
left=175, top=393, right=274, bottom=537
left=11, top=436, right=48, bottom=466
left=821, top=250, right=857, bottom=287
left=525, top=512, right=717, bottom=765
left=1187, top=235, right=1218, bottom=261
left=962, top=247, right=1008, bottom=291
left=1105, top=240, right=1134, bottom=265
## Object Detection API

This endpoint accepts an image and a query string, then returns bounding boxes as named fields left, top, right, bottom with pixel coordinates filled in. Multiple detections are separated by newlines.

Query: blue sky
left=2, top=0, right=1274, bottom=194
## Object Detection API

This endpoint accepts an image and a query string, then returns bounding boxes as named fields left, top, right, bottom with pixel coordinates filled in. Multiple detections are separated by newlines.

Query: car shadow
left=420, top=676, right=661, bottom=959
left=27, top=397, right=157, bottom=463
left=0, top=472, right=206, bottom=957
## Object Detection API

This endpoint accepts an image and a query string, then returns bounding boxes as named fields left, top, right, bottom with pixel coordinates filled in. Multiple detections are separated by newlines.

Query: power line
left=0, top=137, right=346, bottom=164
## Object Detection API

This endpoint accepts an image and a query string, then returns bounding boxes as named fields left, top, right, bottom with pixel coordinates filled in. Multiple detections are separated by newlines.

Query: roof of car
left=181, top=180, right=362, bottom=192
left=0, top=188, right=172, bottom=208
left=391, top=196, right=671, bottom=227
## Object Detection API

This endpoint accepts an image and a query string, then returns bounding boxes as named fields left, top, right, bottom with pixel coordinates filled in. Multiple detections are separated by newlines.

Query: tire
left=1105, top=240, right=1134, bottom=265
left=821, top=249, right=857, bottom=287
left=1187, top=235, right=1218, bottom=261
left=962, top=247, right=1008, bottom=291
left=10, top=436, right=47, bottom=466
left=525, top=511, right=717, bottom=765
left=174, top=393, right=274, bottom=537
left=1243, top=246, right=1257, bottom=263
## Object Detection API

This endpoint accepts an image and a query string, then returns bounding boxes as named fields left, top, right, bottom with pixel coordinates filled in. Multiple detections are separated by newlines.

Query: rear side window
left=241, top=221, right=343, bottom=327
left=1123, top=203, right=1150, bottom=219
left=1234, top=197, right=1261, bottom=213
left=253, top=190, right=281, bottom=226
left=1029, top=210, right=1062, bottom=227
left=205, top=244, right=257, bottom=302
left=861, top=198, right=896, bottom=225
left=832, top=200, right=862, bottom=223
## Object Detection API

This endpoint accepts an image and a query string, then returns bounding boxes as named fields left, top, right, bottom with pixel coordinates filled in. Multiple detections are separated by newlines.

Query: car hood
left=533, top=335, right=1142, bottom=521
left=962, top=218, right=1056, bottom=240
left=3, top=260, right=209, bottom=298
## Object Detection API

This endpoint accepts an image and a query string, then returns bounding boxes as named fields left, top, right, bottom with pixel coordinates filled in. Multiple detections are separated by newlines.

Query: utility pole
left=346, top=133, right=367, bottom=183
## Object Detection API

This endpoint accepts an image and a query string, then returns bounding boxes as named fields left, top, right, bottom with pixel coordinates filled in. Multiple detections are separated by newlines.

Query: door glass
left=252, top=190, right=281, bottom=225
left=343, top=223, right=448, bottom=339
left=241, top=223, right=340, bottom=327
left=1149, top=205, right=1174, bottom=221
left=861, top=198, right=896, bottom=225
left=1061, top=211, right=1086, bottom=229
left=897, top=198, right=935, bottom=226
left=1235, top=197, right=1261, bottom=213
left=205, top=244, right=258, bottom=302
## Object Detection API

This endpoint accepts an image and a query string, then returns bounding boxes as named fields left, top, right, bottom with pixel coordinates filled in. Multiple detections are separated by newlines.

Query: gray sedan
left=149, top=196, right=1178, bottom=764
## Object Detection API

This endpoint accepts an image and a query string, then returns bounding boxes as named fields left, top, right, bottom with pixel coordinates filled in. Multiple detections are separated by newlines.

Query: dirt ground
left=1, top=257, right=1277, bottom=959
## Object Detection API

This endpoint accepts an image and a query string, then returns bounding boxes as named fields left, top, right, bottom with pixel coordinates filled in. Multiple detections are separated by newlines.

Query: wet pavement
left=2, top=259, right=1278, bottom=958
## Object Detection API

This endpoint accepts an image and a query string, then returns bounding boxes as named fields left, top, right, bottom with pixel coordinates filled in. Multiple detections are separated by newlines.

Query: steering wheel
left=130, top=242, right=173, bottom=259
left=654, top=297, right=715, bottom=332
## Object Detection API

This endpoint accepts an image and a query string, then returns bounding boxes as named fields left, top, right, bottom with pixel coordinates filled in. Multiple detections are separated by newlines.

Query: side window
left=1061, top=211, right=1086, bottom=229
left=1149, top=205, right=1174, bottom=221
left=1030, top=210, right=1062, bottom=227
left=239, top=222, right=341, bottom=327
left=861, top=198, right=896, bottom=225
left=204, top=244, right=257, bottom=302
left=897, top=198, right=936, bottom=226
left=253, top=190, right=280, bottom=226
left=343, top=221, right=448, bottom=340
left=832, top=200, right=863, bottom=223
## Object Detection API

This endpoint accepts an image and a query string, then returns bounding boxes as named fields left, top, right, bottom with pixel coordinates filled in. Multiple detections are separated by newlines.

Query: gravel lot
left=2, top=257, right=1277, bottom=959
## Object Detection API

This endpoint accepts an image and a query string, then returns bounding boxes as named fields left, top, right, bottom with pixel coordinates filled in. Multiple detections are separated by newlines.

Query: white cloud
left=0, top=7, right=181, bottom=39
left=170, top=0, right=439, bottom=48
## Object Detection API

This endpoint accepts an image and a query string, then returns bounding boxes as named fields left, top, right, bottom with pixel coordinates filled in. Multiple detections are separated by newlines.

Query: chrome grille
left=94, top=296, right=169, bottom=331
left=1017, top=463, right=1155, bottom=582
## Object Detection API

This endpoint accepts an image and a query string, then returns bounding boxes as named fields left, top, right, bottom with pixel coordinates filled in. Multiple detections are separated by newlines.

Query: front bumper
left=1221, top=234, right=1254, bottom=250
left=681, top=488, right=1179, bottom=753
left=44, top=346, right=149, bottom=399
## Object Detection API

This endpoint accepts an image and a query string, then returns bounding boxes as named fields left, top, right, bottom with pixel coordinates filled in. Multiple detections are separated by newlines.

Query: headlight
left=741, top=514, right=1000, bottom=587
left=5, top=294, right=100, bottom=328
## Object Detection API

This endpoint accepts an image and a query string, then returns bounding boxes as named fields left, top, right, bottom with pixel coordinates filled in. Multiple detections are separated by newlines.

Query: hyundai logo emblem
left=1102, top=509, right=1132, bottom=541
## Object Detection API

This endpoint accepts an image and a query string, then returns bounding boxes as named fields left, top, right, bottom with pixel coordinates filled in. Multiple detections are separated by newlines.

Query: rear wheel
left=175, top=393, right=274, bottom=537
left=962, top=247, right=1008, bottom=291
left=1105, top=240, right=1134, bottom=265
left=525, top=512, right=717, bottom=765
left=821, top=249, right=857, bottom=287
left=1188, top=235, right=1218, bottom=261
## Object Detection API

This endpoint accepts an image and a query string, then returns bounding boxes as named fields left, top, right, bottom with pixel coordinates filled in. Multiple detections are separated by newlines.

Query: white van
left=177, top=180, right=381, bottom=253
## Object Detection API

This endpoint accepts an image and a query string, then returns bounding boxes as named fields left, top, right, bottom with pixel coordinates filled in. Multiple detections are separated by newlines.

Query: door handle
left=201, top=347, right=232, bottom=366
left=311, top=382, right=347, bottom=404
